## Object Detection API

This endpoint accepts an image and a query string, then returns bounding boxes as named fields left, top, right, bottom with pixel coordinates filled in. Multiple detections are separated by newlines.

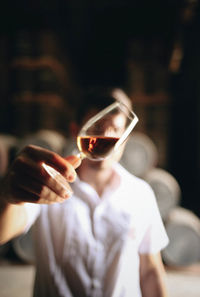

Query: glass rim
left=78, top=101, right=139, bottom=136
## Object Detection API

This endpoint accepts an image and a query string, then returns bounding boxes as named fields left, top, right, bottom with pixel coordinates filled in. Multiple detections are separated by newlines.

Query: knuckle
left=21, top=144, right=34, bottom=154
left=50, top=153, right=59, bottom=165
left=12, top=156, right=29, bottom=173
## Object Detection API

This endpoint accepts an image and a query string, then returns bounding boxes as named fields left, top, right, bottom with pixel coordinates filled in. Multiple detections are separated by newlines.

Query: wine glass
left=42, top=101, right=138, bottom=186
left=76, top=101, right=138, bottom=161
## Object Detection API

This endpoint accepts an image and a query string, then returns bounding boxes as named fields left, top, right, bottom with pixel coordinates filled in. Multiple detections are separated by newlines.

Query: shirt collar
left=72, top=163, right=122, bottom=208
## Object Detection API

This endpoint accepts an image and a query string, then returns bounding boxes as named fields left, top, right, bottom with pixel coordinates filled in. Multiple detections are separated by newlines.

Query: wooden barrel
left=144, top=168, right=181, bottom=221
left=120, top=132, right=158, bottom=177
left=34, top=129, right=68, bottom=155
left=17, top=129, right=68, bottom=155
left=162, top=207, right=200, bottom=267
left=17, top=133, right=53, bottom=153
left=12, top=227, right=35, bottom=264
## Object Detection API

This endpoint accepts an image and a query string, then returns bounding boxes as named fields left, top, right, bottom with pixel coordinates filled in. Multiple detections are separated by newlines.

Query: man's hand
left=1, top=144, right=81, bottom=206
left=0, top=144, right=81, bottom=245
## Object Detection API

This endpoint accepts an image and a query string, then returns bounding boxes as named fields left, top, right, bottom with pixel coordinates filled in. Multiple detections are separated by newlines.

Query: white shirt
left=25, top=163, right=169, bottom=297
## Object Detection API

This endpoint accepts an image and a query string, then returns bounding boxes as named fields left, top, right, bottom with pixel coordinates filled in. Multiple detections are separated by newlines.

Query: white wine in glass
left=76, top=101, right=138, bottom=160
left=42, top=101, right=138, bottom=184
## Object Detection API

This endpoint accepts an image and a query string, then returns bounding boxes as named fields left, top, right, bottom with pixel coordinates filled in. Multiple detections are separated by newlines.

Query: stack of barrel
left=120, top=131, right=200, bottom=268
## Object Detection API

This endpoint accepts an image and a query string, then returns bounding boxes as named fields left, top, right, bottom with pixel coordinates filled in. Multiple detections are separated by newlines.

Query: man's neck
left=77, top=163, right=114, bottom=197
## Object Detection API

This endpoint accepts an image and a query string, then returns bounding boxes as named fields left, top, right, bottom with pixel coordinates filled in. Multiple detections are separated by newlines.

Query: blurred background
left=0, top=1, right=200, bottom=296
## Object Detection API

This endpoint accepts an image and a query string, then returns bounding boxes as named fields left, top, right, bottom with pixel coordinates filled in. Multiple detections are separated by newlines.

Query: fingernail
left=67, top=172, right=77, bottom=182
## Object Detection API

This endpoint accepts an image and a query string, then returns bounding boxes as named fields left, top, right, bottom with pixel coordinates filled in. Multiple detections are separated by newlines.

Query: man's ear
left=69, top=122, right=79, bottom=137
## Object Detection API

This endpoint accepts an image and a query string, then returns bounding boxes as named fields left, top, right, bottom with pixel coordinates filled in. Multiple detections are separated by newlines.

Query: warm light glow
left=88, top=137, right=97, bottom=152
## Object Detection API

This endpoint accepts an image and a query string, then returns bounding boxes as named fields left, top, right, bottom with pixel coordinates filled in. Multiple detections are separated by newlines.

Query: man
left=0, top=88, right=169, bottom=297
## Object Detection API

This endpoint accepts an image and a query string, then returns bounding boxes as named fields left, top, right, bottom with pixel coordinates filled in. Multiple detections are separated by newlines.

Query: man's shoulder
left=115, top=162, right=152, bottom=191
left=112, top=164, right=157, bottom=218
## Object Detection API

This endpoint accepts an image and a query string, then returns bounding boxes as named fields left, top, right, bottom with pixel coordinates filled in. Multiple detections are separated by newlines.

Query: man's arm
left=0, top=145, right=81, bottom=245
left=139, top=252, right=169, bottom=297
left=0, top=200, right=28, bottom=245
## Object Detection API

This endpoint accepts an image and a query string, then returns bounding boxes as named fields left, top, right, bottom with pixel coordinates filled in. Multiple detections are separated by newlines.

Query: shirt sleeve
left=138, top=185, right=169, bottom=254
left=23, top=202, right=41, bottom=233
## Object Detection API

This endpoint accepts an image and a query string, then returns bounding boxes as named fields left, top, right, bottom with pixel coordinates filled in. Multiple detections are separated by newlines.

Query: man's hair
left=75, top=86, right=132, bottom=124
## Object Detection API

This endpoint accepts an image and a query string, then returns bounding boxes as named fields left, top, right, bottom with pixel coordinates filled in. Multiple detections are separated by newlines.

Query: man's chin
left=84, top=159, right=108, bottom=170
left=89, top=160, right=104, bottom=168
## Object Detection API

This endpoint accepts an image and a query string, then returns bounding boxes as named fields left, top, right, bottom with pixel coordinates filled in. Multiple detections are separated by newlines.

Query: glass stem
left=76, top=152, right=86, bottom=160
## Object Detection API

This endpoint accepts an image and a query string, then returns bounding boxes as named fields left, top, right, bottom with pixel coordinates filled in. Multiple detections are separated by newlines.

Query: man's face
left=90, top=112, right=127, bottom=138
left=79, top=109, right=127, bottom=171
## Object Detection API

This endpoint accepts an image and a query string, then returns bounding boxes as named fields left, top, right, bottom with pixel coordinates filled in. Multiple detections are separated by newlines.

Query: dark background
left=0, top=0, right=199, bottom=216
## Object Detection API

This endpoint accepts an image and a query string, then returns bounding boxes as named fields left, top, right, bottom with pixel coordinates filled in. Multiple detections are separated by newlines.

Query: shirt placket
left=89, top=205, right=106, bottom=297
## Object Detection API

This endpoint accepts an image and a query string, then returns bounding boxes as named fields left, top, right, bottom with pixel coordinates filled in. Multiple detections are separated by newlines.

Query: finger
left=12, top=155, right=51, bottom=184
left=22, top=145, right=77, bottom=180
left=38, top=197, right=66, bottom=204
left=12, top=154, right=74, bottom=189
left=64, top=155, right=82, bottom=169
left=38, top=185, right=69, bottom=204
left=10, top=184, right=67, bottom=205
left=42, top=167, right=73, bottom=198
left=11, top=171, right=73, bottom=201
left=21, top=145, right=58, bottom=162
left=8, top=183, right=40, bottom=204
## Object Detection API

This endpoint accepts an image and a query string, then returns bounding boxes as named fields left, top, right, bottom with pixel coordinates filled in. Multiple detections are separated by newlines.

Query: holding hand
left=1, top=145, right=81, bottom=205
